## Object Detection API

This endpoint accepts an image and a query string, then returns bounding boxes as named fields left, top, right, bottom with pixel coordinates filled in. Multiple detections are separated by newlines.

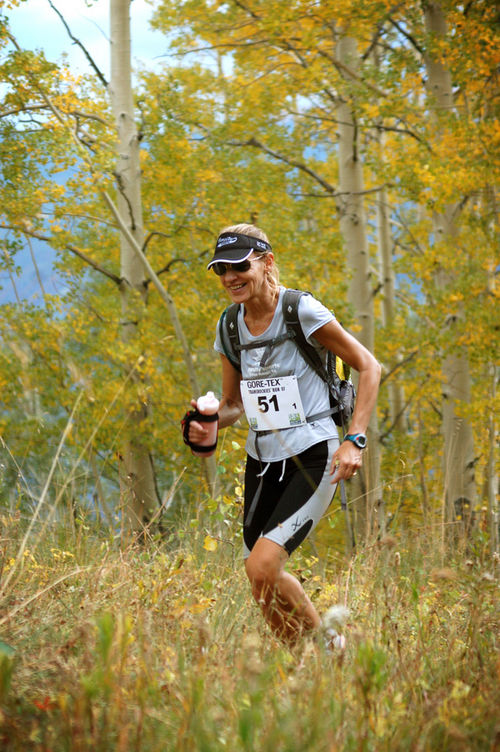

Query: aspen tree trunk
left=485, top=365, right=498, bottom=555
left=484, top=187, right=499, bottom=555
left=423, top=2, right=477, bottom=528
left=336, top=34, right=383, bottom=541
left=376, top=160, right=405, bottom=432
left=109, top=0, right=160, bottom=533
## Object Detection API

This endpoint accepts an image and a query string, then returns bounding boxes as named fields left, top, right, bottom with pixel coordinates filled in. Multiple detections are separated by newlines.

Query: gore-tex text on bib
left=240, top=376, right=306, bottom=432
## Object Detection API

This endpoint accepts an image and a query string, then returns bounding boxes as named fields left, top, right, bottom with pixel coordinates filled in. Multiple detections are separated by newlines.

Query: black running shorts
left=243, top=439, right=338, bottom=557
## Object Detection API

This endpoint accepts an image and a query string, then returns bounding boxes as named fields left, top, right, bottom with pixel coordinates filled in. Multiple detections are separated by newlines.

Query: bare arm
left=313, top=320, right=381, bottom=482
left=218, top=354, right=244, bottom=428
left=187, top=354, right=243, bottom=444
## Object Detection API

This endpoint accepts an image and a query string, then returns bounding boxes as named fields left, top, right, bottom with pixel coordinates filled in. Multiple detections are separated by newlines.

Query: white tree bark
left=423, top=2, right=477, bottom=522
left=108, top=1, right=218, bottom=528
left=486, top=365, right=498, bottom=555
left=376, top=171, right=405, bottom=432
left=109, top=0, right=160, bottom=533
left=484, top=186, right=499, bottom=555
left=336, top=34, right=383, bottom=541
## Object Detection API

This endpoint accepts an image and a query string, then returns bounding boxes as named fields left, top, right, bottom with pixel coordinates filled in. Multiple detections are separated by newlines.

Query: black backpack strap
left=220, top=301, right=293, bottom=370
left=282, top=289, right=333, bottom=388
left=218, top=304, right=241, bottom=371
left=283, top=289, right=351, bottom=426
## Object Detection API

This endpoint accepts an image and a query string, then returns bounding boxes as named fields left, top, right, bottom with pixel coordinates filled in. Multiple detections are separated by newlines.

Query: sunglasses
left=211, top=256, right=265, bottom=276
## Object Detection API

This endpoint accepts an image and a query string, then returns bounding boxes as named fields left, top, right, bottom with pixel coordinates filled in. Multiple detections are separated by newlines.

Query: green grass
left=0, top=509, right=499, bottom=751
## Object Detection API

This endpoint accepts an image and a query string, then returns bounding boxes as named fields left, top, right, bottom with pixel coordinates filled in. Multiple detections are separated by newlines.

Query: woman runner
left=184, top=224, right=381, bottom=647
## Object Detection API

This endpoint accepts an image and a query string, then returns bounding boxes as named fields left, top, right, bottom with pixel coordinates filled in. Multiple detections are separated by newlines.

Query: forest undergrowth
left=0, top=496, right=499, bottom=752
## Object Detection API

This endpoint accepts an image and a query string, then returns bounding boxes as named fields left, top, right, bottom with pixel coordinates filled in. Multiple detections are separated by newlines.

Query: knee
left=245, top=550, right=281, bottom=595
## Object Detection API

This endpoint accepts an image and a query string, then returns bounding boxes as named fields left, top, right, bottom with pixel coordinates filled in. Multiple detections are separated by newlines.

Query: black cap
left=207, top=232, right=272, bottom=269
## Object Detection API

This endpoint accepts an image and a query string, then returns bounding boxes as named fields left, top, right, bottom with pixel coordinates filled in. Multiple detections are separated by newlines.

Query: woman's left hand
left=330, top=441, right=363, bottom=483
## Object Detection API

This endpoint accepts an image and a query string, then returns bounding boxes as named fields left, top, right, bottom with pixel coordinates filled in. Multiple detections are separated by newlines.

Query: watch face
left=346, top=433, right=367, bottom=448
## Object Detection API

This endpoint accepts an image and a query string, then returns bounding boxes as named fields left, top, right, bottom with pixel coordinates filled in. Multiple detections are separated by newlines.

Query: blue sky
left=7, top=0, right=167, bottom=78
left=1, top=0, right=168, bottom=305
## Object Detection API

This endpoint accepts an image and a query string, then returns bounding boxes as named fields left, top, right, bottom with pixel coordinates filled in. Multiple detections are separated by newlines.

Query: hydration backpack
left=218, top=289, right=355, bottom=429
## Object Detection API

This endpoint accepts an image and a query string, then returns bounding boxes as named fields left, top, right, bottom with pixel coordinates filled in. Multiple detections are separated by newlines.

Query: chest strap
left=235, top=332, right=292, bottom=369
left=235, top=332, right=291, bottom=352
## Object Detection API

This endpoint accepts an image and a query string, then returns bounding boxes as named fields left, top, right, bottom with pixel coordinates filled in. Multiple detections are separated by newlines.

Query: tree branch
left=379, top=349, right=417, bottom=386
left=380, top=391, right=414, bottom=441
left=59, top=212, right=117, bottom=228
left=155, top=257, right=189, bottom=277
left=237, top=136, right=338, bottom=195
left=361, top=2, right=407, bottom=60
left=65, top=243, right=121, bottom=284
left=1, top=248, right=22, bottom=304
left=174, top=38, right=271, bottom=56
left=291, top=185, right=387, bottom=199
left=388, top=16, right=425, bottom=56
left=69, top=110, right=109, bottom=125
left=0, top=224, right=122, bottom=285
left=142, top=230, right=175, bottom=255
left=426, top=397, right=443, bottom=420
left=232, top=0, right=261, bottom=20
left=316, top=48, right=390, bottom=99
left=47, top=0, right=108, bottom=87
left=0, top=103, right=48, bottom=118
left=26, top=234, right=47, bottom=300
left=285, top=106, right=429, bottom=146
left=113, top=170, right=136, bottom=231
left=374, top=121, right=431, bottom=148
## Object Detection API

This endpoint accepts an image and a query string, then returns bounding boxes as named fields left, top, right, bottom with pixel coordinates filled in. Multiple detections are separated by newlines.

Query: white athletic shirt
left=214, top=287, right=339, bottom=462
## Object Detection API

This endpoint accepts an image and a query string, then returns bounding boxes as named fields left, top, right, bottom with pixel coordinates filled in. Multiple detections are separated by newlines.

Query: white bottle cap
left=197, top=391, right=220, bottom=413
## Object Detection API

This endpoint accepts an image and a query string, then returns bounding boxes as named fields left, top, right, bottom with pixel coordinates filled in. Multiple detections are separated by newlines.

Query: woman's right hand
left=186, top=399, right=208, bottom=444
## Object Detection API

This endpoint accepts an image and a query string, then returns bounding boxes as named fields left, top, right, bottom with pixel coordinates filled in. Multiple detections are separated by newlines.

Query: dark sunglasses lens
left=212, top=260, right=252, bottom=276
left=233, top=260, right=251, bottom=272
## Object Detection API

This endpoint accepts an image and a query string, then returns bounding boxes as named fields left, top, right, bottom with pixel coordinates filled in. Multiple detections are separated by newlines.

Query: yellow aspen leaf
left=203, top=535, right=218, bottom=552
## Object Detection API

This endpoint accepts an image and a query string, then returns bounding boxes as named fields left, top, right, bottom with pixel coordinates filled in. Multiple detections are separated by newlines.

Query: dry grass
left=0, top=508, right=499, bottom=751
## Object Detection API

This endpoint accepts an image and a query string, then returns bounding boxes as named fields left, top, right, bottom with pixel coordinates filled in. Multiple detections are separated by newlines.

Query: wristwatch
left=343, top=433, right=367, bottom=449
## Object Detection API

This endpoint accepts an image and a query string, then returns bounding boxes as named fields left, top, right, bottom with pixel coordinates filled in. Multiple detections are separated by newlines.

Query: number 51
left=257, top=394, right=279, bottom=412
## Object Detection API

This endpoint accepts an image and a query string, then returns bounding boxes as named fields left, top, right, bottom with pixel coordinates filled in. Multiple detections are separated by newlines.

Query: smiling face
left=218, top=252, right=274, bottom=304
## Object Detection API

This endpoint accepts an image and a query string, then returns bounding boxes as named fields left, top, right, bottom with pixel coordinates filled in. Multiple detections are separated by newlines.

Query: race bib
left=240, top=376, right=306, bottom=432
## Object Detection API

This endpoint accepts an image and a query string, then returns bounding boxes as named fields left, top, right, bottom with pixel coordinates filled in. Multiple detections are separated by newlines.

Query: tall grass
left=0, top=491, right=499, bottom=751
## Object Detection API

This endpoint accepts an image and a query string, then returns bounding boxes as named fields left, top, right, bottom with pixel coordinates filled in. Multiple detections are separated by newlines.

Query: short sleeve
left=298, top=294, right=335, bottom=344
left=214, top=316, right=224, bottom=354
left=214, top=308, right=240, bottom=361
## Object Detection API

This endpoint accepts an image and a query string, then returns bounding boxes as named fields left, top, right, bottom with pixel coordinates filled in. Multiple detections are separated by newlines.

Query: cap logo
left=216, top=235, right=238, bottom=248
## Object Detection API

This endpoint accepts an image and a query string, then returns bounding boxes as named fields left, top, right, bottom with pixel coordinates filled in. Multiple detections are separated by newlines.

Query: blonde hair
left=219, top=223, right=280, bottom=294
